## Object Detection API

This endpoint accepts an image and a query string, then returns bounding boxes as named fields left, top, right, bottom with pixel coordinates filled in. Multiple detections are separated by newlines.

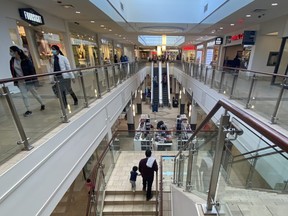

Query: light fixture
left=220, top=27, right=223, bottom=30
left=246, top=14, right=251, bottom=17
left=109, top=29, right=112, bottom=31
left=271, top=3, right=278, bottom=6
left=104, top=27, right=107, bottom=30
left=100, top=25, right=105, bottom=28
left=90, top=20, right=95, bottom=23
left=75, top=11, right=80, bottom=14
left=179, top=90, right=182, bottom=100
left=62, top=4, right=74, bottom=9
left=230, top=23, right=235, bottom=26
left=188, top=105, right=192, bottom=117
left=132, top=104, right=135, bottom=117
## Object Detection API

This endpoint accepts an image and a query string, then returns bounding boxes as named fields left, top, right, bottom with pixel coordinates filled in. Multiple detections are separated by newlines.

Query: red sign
left=182, top=45, right=195, bottom=51
left=231, top=34, right=243, bottom=41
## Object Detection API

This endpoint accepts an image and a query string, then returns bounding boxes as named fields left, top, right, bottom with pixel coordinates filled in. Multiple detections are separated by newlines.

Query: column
left=127, top=105, right=135, bottom=136
left=190, top=100, right=197, bottom=130
left=62, top=21, right=76, bottom=69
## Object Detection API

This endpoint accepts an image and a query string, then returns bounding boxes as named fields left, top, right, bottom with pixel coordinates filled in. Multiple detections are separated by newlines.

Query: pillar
left=190, top=100, right=197, bottom=131
left=127, top=105, right=135, bottom=136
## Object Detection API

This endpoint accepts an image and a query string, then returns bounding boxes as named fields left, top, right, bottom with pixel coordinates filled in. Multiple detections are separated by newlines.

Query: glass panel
left=247, top=75, right=280, bottom=120
left=217, top=117, right=288, bottom=215
left=212, top=69, right=223, bottom=91
left=81, top=68, right=98, bottom=102
left=114, top=64, right=121, bottom=85
left=189, top=131, right=218, bottom=201
left=230, top=71, right=255, bottom=105
left=97, top=68, right=108, bottom=94
left=0, top=90, right=23, bottom=164
left=275, top=38, right=288, bottom=84
left=276, top=88, right=288, bottom=130
left=107, top=66, right=115, bottom=89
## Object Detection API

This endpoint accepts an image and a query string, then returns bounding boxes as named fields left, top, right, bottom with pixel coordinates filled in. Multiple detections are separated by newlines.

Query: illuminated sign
left=226, top=33, right=243, bottom=44
left=215, top=37, right=223, bottom=45
left=182, top=45, right=195, bottom=51
left=207, top=41, right=215, bottom=47
left=19, top=8, right=44, bottom=26
left=197, top=44, right=204, bottom=50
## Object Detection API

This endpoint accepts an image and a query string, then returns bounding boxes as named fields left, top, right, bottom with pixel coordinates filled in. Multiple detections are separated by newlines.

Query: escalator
left=152, top=67, right=159, bottom=110
left=162, top=67, right=169, bottom=107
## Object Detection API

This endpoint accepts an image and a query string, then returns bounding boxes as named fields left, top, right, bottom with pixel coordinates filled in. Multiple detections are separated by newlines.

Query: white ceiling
left=14, top=0, right=288, bottom=47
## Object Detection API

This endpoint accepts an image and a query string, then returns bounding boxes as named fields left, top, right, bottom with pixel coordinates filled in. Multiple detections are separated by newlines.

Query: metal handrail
left=175, top=99, right=288, bottom=159
left=159, top=157, right=164, bottom=216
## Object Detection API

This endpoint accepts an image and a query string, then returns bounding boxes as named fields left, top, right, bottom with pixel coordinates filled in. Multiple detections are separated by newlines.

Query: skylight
left=138, top=35, right=185, bottom=46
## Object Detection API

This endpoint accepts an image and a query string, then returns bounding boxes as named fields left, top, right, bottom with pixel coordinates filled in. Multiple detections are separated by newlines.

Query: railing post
left=177, top=153, right=184, bottom=187
left=271, top=79, right=287, bottom=124
left=185, top=143, right=195, bottom=191
left=2, top=85, right=33, bottom=151
left=199, top=65, right=203, bottom=82
left=210, top=68, right=215, bottom=88
left=173, top=156, right=177, bottom=184
left=204, top=67, right=208, bottom=84
left=203, top=114, right=230, bottom=214
left=104, top=66, right=110, bottom=92
left=94, top=69, right=102, bottom=98
left=218, top=71, right=225, bottom=93
left=229, top=73, right=238, bottom=99
left=245, top=74, right=256, bottom=109
left=55, top=77, right=69, bottom=123
left=112, top=65, right=117, bottom=87
left=79, top=71, right=89, bottom=108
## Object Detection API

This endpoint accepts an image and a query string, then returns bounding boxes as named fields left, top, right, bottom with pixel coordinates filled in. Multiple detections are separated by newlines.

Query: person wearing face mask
left=50, top=45, right=78, bottom=108
left=9, top=46, right=45, bottom=117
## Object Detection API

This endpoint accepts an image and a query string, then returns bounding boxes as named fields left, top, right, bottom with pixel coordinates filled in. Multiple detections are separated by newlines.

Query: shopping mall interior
left=0, top=0, right=288, bottom=215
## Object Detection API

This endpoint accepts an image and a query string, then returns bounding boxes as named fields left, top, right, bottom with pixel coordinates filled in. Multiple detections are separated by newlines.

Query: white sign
left=197, top=44, right=204, bottom=50
left=207, top=41, right=215, bottom=47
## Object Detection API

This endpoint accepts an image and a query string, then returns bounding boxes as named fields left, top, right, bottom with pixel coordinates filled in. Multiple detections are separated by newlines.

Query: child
left=130, top=166, right=139, bottom=192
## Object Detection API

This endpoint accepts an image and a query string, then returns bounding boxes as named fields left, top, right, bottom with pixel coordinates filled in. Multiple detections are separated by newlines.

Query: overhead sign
left=207, top=41, right=215, bottom=47
left=215, top=37, right=223, bottom=45
left=243, top=31, right=256, bottom=45
left=196, top=44, right=204, bottom=50
left=19, top=8, right=44, bottom=26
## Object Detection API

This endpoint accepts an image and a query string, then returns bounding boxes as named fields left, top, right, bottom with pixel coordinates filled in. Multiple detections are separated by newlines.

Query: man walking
left=138, top=150, right=158, bottom=201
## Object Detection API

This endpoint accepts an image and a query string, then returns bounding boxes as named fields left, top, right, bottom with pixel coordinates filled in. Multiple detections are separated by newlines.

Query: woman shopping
left=9, top=46, right=45, bottom=117
left=50, top=45, right=78, bottom=108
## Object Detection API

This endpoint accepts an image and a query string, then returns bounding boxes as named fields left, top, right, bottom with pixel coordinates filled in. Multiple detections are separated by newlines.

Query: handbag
left=52, top=84, right=59, bottom=98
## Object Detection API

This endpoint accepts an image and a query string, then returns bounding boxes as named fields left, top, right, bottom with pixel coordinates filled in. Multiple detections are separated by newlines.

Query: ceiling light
left=75, top=11, right=80, bottom=14
left=123, top=37, right=126, bottom=39
left=109, top=29, right=112, bottom=31
left=219, top=27, right=223, bottom=30
left=230, top=23, right=235, bottom=26
left=90, top=20, right=95, bottom=23
left=62, top=4, right=74, bottom=9
left=271, top=3, right=278, bottom=6
left=100, top=25, right=105, bottom=28
left=246, top=14, right=251, bottom=17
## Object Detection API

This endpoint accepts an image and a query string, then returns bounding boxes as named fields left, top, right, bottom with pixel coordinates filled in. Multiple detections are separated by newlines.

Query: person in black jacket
left=10, top=46, right=45, bottom=117
left=138, top=150, right=158, bottom=201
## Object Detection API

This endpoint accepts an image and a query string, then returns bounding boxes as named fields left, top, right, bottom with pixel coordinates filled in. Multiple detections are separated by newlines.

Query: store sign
left=215, top=37, right=223, bottom=45
left=242, top=31, right=256, bottom=45
left=207, top=41, right=215, bottom=47
left=19, top=8, right=44, bottom=26
left=196, top=44, right=204, bottom=50
left=71, top=38, right=97, bottom=46
left=101, top=39, right=109, bottom=44
left=226, top=33, right=244, bottom=44
left=182, top=45, right=195, bottom=51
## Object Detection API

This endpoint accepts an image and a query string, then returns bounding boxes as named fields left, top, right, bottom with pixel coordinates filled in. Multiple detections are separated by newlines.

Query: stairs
left=103, top=190, right=157, bottom=215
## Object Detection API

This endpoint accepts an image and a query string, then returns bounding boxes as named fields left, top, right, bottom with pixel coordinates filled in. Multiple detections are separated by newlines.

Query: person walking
left=129, top=166, right=139, bottom=192
left=50, top=45, right=78, bottom=108
left=138, top=149, right=158, bottom=201
left=9, top=46, right=45, bottom=117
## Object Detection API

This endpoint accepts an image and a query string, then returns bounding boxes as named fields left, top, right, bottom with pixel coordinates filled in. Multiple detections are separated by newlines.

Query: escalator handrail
left=175, top=99, right=288, bottom=158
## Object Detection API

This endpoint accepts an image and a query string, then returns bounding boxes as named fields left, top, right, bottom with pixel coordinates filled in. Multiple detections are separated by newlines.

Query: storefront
left=114, top=43, right=123, bottom=63
left=222, top=31, right=256, bottom=69
left=205, top=40, right=220, bottom=66
left=100, top=38, right=113, bottom=63
left=71, top=36, right=99, bottom=67
left=196, top=44, right=205, bottom=64
left=182, top=45, right=195, bottom=62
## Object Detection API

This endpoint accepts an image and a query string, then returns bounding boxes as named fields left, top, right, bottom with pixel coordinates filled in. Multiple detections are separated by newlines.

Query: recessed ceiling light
left=230, top=23, right=235, bottom=26
left=109, top=29, right=112, bottom=31
left=219, top=27, right=223, bottom=30
left=104, top=27, right=107, bottom=30
left=119, top=35, right=122, bottom=37
left=246, top=14, right=251, bottom=17
left=75, top=11, right=80, bottom=14
left=100, top=25, right=105, bottom=28
left=115, top=33, right=118, bottom=35
left=271, top=3, right=278, bottom=6
left=123, top=37, right=126, bottom=39
left=90, top=21, right=95, bottom=23
left=62, top=4, right=74, bottom=9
